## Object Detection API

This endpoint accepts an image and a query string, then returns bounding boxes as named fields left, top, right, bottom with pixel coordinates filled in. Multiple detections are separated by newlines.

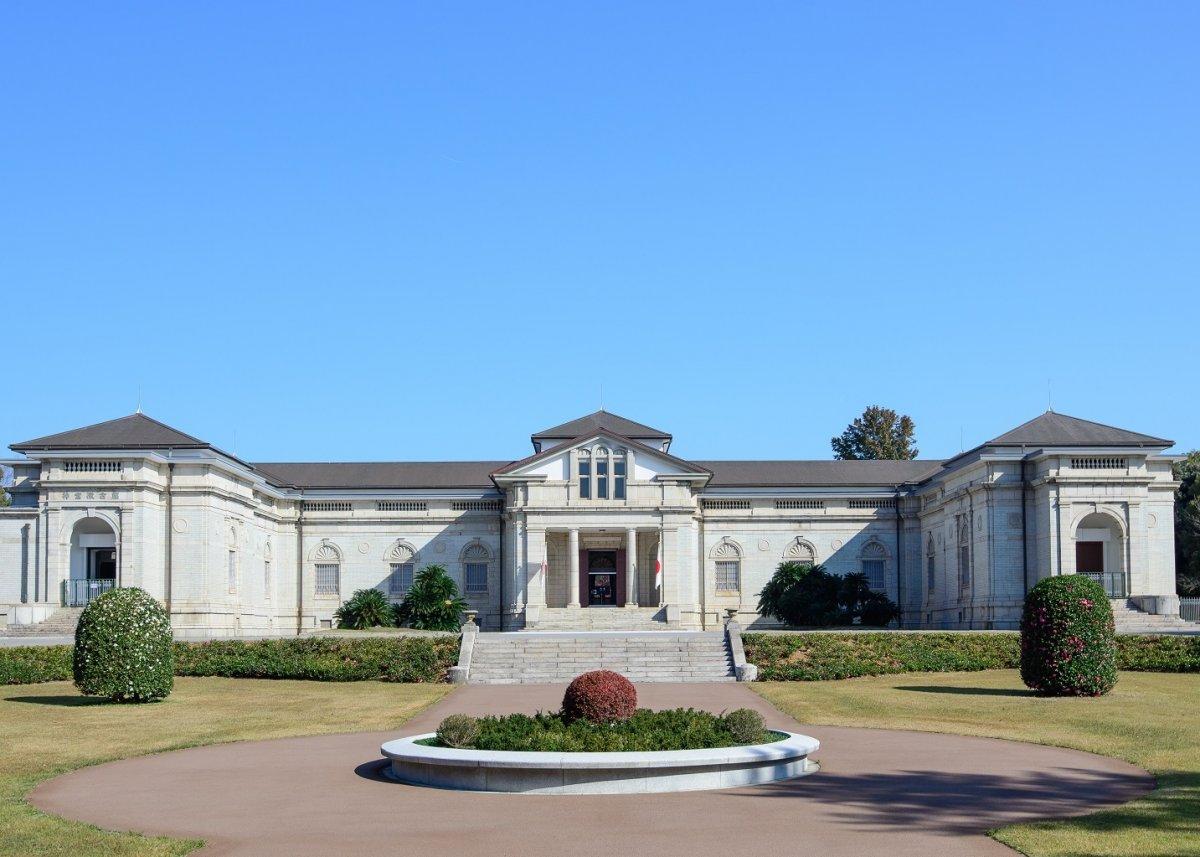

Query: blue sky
left=2, top=3, right=1197, bottom=463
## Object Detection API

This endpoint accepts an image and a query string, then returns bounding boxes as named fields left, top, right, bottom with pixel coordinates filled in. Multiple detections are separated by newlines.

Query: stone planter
left=380, top=731, right=819, bottom=794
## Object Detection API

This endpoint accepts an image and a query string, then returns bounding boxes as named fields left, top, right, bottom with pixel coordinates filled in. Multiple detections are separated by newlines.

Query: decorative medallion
left=358, top=542, right=370, bottom=554
left=831, top=539, right=843, bottom=550
left=172, top=518, right=189, bottom=533
left=434, top=542, right=446, bottom=553
left=1007, top=513, right=1021, bottom=529
left=757, top=539, right=770, bottom=552
left=1147, top=513, right=1158, bottom=528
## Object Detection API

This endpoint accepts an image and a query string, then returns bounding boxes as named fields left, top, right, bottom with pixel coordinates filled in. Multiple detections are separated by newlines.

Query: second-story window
left=613, top=450, right=627, bottom=499
left=596, top=447, right=610, bottom=498
left=578, top=449, right=591, bottom=499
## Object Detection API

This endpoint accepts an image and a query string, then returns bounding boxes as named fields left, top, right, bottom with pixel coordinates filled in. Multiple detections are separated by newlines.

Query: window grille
left=303, top=501, right=353, bottom=512
left=715, top=560, right=740, bottom=591
left=376, top=500, right=427, bottom=512
left=774, top=499, right=825, bottom=510
left=702, top=499, right=752, bottom=510
left=315, top=563, right=340, bottom=595
left=389, top=562, right=414, bottom=596
left=451, top=500, right=502, bottom=511
left=465, top=562, right=488, bottom=594
left=862, top=559, right=886, bottom=591
left=1070, top=457, right=1127, bottom=470
left=848, top=499, right=896, bottom=509
left=63, top=460, right=121, bottom=473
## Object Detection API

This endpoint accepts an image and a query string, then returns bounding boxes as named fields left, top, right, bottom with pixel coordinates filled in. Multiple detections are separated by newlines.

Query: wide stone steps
left=0, top=608, right=83, bottom=637
left=468, top=632, right=736, bottom=684
left=1111, top=600, right=1200, bottom=635
left=529, top=607, right=670, bottom=632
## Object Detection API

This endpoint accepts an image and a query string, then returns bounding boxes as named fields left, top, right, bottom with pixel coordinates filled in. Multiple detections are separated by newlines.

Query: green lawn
left=0, top=678, right=452, bottom=856
left=755, top=670, right=1200, bottom=857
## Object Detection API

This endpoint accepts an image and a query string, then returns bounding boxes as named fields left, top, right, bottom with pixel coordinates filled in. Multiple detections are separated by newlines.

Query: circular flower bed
left=1020, top=574, right=1117, bottom=696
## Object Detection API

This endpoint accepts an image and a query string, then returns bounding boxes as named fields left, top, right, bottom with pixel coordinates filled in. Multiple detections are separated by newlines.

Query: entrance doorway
left=587, top=551, right=617, bottom=606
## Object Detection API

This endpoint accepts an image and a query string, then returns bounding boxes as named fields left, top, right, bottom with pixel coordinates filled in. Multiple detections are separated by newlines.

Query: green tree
left=831, top=406, right=918, bottom=460
left=394, top=564, right=467, bottom=631
left=1175, top=451, right=1200, bottom=596
left=0, top=465, right=12, bottom=507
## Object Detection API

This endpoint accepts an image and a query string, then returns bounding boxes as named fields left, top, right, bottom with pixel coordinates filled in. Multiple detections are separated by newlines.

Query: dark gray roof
left=531, top=410, right=671, bottom=441
left=987, top=411, right=1172, bottom=447
left=11, top=413, right=209, bottom=451
left=251, top=461, right=507, bottom=490
left=699, top=460, right=945, bottom=488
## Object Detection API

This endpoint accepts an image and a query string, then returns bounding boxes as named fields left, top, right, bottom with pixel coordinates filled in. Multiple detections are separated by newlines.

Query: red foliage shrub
left=561, top=670, right=637, bottom=723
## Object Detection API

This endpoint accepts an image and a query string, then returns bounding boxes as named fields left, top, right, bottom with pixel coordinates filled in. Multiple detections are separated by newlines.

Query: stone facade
left=0, top=410, right=1182, bottom=636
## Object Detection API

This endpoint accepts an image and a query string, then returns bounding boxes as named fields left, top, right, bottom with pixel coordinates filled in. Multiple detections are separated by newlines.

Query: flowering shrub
left=73, top=587, right=174, bottom=702
left=1020, top=575, right=1117, bottom=696
left=561, top=670, right=637, bottom=723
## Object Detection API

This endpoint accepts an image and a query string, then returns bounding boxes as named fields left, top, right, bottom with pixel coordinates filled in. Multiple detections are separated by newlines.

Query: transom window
left=389, top=562, right=414, bottom=596
left=462, top=543, right=491, bottom=594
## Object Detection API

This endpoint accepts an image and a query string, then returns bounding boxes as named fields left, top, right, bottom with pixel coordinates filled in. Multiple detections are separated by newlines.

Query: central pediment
left=493, top=430, right=708, bottom=484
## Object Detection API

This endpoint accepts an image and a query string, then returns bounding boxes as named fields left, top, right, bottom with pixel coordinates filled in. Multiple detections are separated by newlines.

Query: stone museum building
left=0, top=409, right=1184, bottom=637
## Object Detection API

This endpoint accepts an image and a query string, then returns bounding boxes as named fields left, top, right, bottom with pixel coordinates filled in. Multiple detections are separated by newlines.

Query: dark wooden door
left=1075, top=541, right=1104, bottom=574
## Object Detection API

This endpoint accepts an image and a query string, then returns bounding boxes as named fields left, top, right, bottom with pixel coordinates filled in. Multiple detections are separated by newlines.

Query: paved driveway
left=32, top=682, right=1151, bottom=856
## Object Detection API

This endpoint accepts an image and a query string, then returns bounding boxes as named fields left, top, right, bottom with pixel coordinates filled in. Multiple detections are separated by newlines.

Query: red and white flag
left=654, top=537, right=663, bottom=590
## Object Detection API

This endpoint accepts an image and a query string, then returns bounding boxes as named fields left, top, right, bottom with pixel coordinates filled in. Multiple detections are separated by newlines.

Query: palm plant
left=334, top=588, right=394, bottom=629
left=394, top=564, right=467, bottom=631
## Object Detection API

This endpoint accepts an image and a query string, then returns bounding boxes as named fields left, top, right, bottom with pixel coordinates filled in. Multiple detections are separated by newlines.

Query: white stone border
left=380, top=731, right=819, bottom=794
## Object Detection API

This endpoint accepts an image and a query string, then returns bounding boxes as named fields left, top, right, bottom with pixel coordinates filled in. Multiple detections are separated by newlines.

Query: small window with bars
left=775, top=499, right=825, bottom=510
left=63, top=460, right=122, bottom=473
left=465, top=562, right=488, bottom=594
left=862, top=559, right=886, bottom=591
left=303, top=501, right=353, bottom=512
left=389, top=562, right=414, bottom=596
left=848, top=498, right=896, bottom=509
left=315, top=563, right=340, bottom=595
left=715, top=560, right=740, bottom=592
left=702, top=499, right=752, bottom=510
left=452, top=500, right=502, bottom=511
left=1070, top=457, right=1127, bottom=470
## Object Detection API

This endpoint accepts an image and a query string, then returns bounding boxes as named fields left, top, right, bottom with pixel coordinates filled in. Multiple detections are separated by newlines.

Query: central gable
left=493, top=431, right=709, bottom=483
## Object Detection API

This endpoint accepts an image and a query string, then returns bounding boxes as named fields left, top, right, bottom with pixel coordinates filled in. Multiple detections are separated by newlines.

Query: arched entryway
left=68, top=517, right=118, bottom=606
left=1074, top=512, right=1126, bottom=598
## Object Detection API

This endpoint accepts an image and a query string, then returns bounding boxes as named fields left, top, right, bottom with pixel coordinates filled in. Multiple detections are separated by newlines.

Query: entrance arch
left=68, top=517, right=118, bottom=606
left=1073, top=512, right=1126, bottom=598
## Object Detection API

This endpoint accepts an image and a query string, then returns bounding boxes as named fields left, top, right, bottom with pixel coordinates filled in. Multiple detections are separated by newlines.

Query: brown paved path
left=32, top=683, right=1152, bottom=857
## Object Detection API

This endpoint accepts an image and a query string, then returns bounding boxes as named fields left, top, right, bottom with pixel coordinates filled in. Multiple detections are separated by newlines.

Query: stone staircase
left=467, top=631, right=736, bottom=684
left=1, top=608, right=83, bottom=637
left=528, top=607, right=671, bottom=632
left=1111, top=600, right=1200, bottom=635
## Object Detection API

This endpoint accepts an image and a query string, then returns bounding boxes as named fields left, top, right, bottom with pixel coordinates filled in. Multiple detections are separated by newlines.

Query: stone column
left=568, top=528, right=581, bottom=608
left=626, top=528, right=638, bottom=607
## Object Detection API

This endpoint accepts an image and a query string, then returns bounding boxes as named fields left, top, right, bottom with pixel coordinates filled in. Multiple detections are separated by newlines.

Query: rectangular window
left=862, top=559, right=885, bottom=591
left=579, top=460, right=591, bottom=499
left=390, top=562, right=414, bottom=596
left=958, top=545, right=971, bottom=591
left=264, top=559, right=272, bottom=599
left=465, top=562, right=488, bottom=594
left=715, top=560, right=740, bottom=592
left=315, top=563, right=340, bottom=595
left=597, top=459, right=608, bottom=499
left=227, top=551, right=237, bottom=594
left=926, top=555, right=935, bottom=592
left=614, top=459, right=626, bottom=500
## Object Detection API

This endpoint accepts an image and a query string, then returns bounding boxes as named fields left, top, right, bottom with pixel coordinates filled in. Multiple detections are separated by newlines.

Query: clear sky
left=2, top=3, right=1197, bottom=464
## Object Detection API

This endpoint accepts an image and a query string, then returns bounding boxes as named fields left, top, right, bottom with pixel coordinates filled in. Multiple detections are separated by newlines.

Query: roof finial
left=599, top=382, right=604, bottom=412
left=1047, top=378, right=1054, bottom=413
left=136, top=385, right=142, bottom=415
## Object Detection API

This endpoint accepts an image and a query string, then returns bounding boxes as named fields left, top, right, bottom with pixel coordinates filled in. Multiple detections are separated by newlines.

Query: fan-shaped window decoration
left=578, top=448, right=591, bottom=499
left=861, top=541, right=887, bottom=592
left=462, top=542, right=492, bottom=594
left=613, top=449, right=627, bottom=500
left=710, top=539, right=742, bottom=593
left=783, top=537, right=817, bottom=565
left=386, top=541, right=418, bottom=596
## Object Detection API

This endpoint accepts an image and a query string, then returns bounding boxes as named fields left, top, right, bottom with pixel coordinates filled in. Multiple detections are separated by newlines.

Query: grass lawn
left=755, top=670, right=1200, bottom=857
left=0, top=677, right=452, bottom=857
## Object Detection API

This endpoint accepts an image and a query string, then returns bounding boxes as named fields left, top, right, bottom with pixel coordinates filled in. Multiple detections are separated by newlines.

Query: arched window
left=926, top=535, right=935, bottom=593
left=462, top=542, right=492, bottom=594
left=312, top=542, right=341, bottom=596
left=596, top=447, right=610, bottom=498
left=578, top=449, right=591, bottom=499
left=710, top=539, right=742, bottom=592
left=956, top=514, right=971, bottom=592
left=386, top=541, right=417, bottom=596
left=613, top=449, right=627, bottom=500
left=861, top=541, right=887, bottom=592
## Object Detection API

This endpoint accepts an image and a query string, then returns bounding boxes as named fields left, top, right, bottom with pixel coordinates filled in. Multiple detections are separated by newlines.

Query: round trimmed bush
left=74, top=587, right=174, bottom=702
left=437, top=714, right=481, bottom=748
left=722, top=708, right=766, bottom=743
left=1020, top=575, right=1116, bottom=696
left=561, top=670, right=637, bottom=723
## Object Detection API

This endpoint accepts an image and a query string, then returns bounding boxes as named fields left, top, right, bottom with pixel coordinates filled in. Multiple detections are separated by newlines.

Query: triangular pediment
left=493, top=431, right=709, bottom=482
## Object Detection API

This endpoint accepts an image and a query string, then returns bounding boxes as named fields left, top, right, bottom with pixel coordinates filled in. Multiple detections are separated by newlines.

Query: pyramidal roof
left=986, top=411, right=1172, bottom=448
left=531, top=410, right=671, bottom=441
left=11, top=413, right=210, bottom=452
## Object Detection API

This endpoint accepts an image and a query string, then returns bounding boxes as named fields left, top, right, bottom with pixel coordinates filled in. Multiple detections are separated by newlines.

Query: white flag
left=654, top=536, right=663, bottom=590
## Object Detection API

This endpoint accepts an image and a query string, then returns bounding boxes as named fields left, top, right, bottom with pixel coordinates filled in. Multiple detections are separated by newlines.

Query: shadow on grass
left=896, top=685, right=1036, bottom=697
left=4, top=694, right=111, bottom=707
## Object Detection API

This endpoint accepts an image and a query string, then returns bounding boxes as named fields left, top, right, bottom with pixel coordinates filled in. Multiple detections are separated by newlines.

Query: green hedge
left=743, top=632, right=1200, bottom=681
left=2, top=636, right=457, bottom=686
